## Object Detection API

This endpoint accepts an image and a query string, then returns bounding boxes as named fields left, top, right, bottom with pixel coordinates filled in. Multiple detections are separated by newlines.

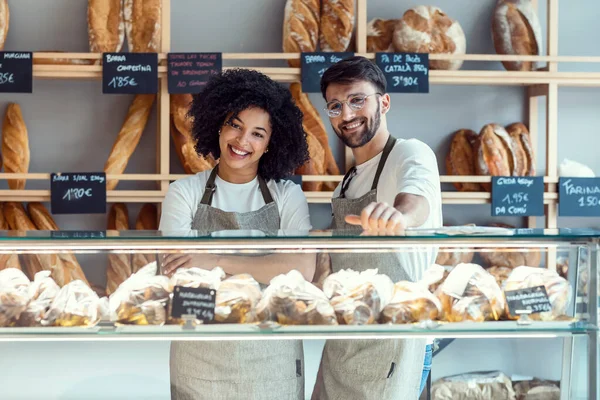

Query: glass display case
left=0, top=227, right=597, bottom=399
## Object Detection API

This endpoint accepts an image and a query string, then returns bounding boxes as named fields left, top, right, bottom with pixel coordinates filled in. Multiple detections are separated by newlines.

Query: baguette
left=132, top=203, right=158, bottom=272
left=0, top=203, right=21, bottom=272
left=27, top=202, right=89, bottom=285
left=2, top=103, right=30, bottom=190
left=106, top=203, right=132, bottom=294
left=104, top=94, right=156, bottom=190
left=0, top=1, right=9, bottom=51
left=88, top=0, right=125, bottom=53
left=319, top=0, right=355, bottom=52
left=283, top=0, right=320, bottom=67
left=123, top=0, right=161, bottom=52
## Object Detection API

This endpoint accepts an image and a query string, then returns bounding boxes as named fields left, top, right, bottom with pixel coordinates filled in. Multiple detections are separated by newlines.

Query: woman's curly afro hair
left=189, top=68, right=309, bottom=181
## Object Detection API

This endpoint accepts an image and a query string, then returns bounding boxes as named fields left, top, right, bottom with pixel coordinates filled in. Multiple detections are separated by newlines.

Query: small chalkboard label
left=0, top=52, right=33, bottom=93
left=559, top=177, right=600, bottom=217
left=301, top=52, right=354, bottom=93
left=491, top=176, right=544, bottom=217
left=50, top=172, right=107, bottom=215
left=102, top=53, right=158, bottom=94
left=171, top=286, right=216, bottom=323
left=167, top=52, right=222, bottom=94
left=505, top=285, right=553, bottom=317
left=51, top=230, right=106, bottom=239
left=375, top=52, right=429, bottom=93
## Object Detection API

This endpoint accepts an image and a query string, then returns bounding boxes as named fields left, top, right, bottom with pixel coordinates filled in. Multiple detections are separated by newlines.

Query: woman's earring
left=218, top=129, right=221, bottom=135
left=265, top=148, right=269, bottom=153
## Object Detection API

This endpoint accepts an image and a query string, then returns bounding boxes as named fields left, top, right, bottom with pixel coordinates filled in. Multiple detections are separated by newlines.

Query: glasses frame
left=324, top=92, right=383, bottom=118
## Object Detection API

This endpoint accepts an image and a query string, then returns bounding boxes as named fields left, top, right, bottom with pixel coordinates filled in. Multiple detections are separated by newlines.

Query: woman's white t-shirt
left=159, top=170, right=313, bottom=232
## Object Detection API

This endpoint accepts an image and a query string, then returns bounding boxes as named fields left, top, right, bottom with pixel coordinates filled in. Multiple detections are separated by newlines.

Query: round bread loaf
left=392, top=6, right=466, bottom=70
left=367, top=18, right=396, bottom=52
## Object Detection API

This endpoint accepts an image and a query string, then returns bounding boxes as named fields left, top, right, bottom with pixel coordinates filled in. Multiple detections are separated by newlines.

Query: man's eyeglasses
left=324, top=93, right=382, bottom=118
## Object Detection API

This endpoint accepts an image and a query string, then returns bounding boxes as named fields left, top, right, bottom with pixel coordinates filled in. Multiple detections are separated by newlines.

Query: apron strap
left=370, top=135, right=396, bottom=191
left=338, top=166, right=358, bottom=199
left=200, top=167, right=275, bottom=205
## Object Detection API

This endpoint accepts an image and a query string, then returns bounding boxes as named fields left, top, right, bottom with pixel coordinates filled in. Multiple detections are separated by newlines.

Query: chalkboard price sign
left=559, top=177, right=600, bottom=217
left=0, top=52, right=33, bottom=93
left=167, top=52, right=222, bottom=94
left=102, top=53, right=158, bottom=94
left=50, top=172, right=107, bottom=214
left=491, top=176, right=544, bottom=217
left=301, top=52, right=354, bottom=93
left=375, top=52, right=429, bottom=93
left=505, top=285, right=553, bottom=317
left=171, top=286, right=216, bottom=323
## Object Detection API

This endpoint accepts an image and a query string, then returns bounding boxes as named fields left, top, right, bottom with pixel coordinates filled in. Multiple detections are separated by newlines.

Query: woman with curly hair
left=159, top=68, right=314, bottom=400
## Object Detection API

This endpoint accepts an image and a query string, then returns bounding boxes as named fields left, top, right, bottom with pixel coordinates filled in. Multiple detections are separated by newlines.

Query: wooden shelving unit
left=0, top=1, right=589, bottom=232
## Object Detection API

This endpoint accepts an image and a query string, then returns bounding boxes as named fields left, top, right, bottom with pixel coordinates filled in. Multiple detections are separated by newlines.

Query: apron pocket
left=322, top=339, right=400, bottom=379
left=172, top=375, right=302, bottom=400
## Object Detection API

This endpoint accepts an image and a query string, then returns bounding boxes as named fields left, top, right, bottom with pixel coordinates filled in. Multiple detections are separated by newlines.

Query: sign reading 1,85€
left=375, top=52, right=429, bottom=93
left=102, top=53, right=158, bottom=94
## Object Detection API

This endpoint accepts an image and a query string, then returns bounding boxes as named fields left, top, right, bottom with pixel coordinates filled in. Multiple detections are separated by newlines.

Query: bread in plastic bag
left=503, top=266, right=572, bottom=321
left=420, top=264, right=451, bottom=294
left=323, top=269, right=393, bottom=325
left=215, top=273, right=262, bottom=323
left=513, top=378, right=560, bottom=400
left=256, top=270, right=337, bottom=325
left=487, top=265, right=513, bottom=289
left=436, top=263, right=505, bottom=322
left=0, top=268, right=30, bottom=327
left=431, top=370, right=516, bottom=400
left=18, top=271, right=60, bottom=327
left=380, top=281, right=442, bottom=324
left=44, top=280, right=103, bottom=327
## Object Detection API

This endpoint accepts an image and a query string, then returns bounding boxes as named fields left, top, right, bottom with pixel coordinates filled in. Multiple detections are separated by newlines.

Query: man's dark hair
left=189, top=68, right=309, bottom=181
left=320, top=56, right=387, bottom=99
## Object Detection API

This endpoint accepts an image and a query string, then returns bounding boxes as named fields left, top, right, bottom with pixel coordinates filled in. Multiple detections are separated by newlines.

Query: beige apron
left=170, top=168, right=305, bottom=400
left=311, top=136, right=426, bottom=400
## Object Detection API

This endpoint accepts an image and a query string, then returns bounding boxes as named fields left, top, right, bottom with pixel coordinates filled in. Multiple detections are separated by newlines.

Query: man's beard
left=333, top=104, right=381, bottom=148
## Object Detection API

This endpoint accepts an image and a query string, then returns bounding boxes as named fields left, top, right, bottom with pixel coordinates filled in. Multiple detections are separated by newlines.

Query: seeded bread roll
left=107, top=203, right=132, bottom=295
left=283, top=0, right=320, bottom=68
left=446, top=129, right=480, bottom=192
left=0, top=1, right=9, bottom=51
left=88, top=0, right=125, bottom=53
left=124, top=0, right=161, bottom=52
left=367, top=18, right=396, bottom=52
left=132, top=203, right=158, bottom=272
left=319, top=0, right=355, bottom=52
left=2, top=103, right=30, bottom=190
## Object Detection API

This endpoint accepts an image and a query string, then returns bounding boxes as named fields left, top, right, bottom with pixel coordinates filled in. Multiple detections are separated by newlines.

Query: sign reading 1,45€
left=375, top=52, right=429, bottom=93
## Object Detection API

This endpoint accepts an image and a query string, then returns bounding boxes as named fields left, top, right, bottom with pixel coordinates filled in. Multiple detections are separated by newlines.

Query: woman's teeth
left=230, top=146, right=249, bottom=156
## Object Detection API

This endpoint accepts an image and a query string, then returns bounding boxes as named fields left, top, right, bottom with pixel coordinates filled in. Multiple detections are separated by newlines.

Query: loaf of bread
left=446, top=129, right=480, bottom=192
left=0, top=1, right=9, bottom=51
left=296, top=131, right=326, bottom=191
left=124, top=0, right=161, bottom=52
left=107, top=203, right=132, bottom=294
left=393, top=6, right=466, bottom=70
left=170, top=94, right=216, bottom=174
left=435, top=247, right=475, bottom=267
left=0, top=204, right=21, bottom=272
left=88, top=0, right=125, bottom=53
left=506, top=122, right=535, bottom=176
left=2, top=103, right=30, bottom=190
left=475, top=124, right=517, bottom=191
left=104, top=94, right=156, bottom=190
left=319, top=0, right=355, bottom=52
left=492, top=0, right=542, bottom=71
left=27, top=202, right=90, bottom=286
left=283, top=0, right=320, bottom=67
left=132, top=203, right=157, bottom=273
left=367, top=18, right=396, bottom=52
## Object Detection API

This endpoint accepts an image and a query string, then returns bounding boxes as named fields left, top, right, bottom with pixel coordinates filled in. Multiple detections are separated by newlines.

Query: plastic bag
left=215, top=274, right=262, bottom=323
left=322, top=269, right=393, bottom=325
left=18, top=271, right=60, bottom=327
left=436, top=263, right=505, bottom=322
left=0, top=268, right=30, bottom=327
left=486, top=266, right=513, bottom=289
left=431, top=371, right=516, bottom=400
left=44, top=280, right=103, bottom=327
left=256, top=270, right=337, bottom=325
left=168, top=266, right=225, bottom=291
left=513, top=378, right=560, bottom=400
left=420, top=264, right=451, bottom=294
left=503, top=266, right=572, bottom=321
left=380, top=281, right=442, bottom=324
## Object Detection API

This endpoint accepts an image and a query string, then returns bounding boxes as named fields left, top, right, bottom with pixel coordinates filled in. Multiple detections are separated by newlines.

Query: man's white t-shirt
left=333, top=137, right=443, bottom=283
left=159, top=170, right=312, bottom=232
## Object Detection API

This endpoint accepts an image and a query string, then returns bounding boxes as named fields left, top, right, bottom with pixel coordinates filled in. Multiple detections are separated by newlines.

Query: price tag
left=50, top=231, right=106, bottom=239
left=102, top=53, right=158, bottom=94
left=0, top=52, right=33, bottom=93
left=50, top=172, right=107, bottom=214
left=167, top=52, right=222, bottom=94
left=171, top=286, right=216, bottom=323
left=375, top=52, right=429, bottom=93
left=300, top=52, right=354, bottom=93
left=491, top=176, right=544, bottom=216
left=504, top=285, right=553, bottom=317
left=558, top=177, right=600, bottom=217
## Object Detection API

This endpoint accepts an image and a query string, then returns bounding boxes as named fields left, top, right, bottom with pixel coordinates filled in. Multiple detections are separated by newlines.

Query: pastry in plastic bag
left=513, top=378, right=560, bottom=400
left=323, top=269, right=393, bottom=325
left=256, top=270, right=337, bottom=325
left=169, top=266, right=225, bottom=291
left=431, top=370, right=516, bottom=400
left=419, top=264, right=451, bottom=294
left=503, top=266, right=572, bottom=321
left=436, top=263, right=505, bottom=322
left=0, top=268, right=30, bottom=326
left=44, top=280, right=104, bottom=327
left=214, top=273, right=262, bottom=323
left=381, top=281, right=442, bottom=324
left=18, top=270, right=60, bottom=327
left=487, top=265, right=513, bottom=289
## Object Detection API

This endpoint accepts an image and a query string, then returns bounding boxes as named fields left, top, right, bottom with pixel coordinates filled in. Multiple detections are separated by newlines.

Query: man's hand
left=161, top=253, right=219, bottom=276
left=344, top=201, right=408, bottom=234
